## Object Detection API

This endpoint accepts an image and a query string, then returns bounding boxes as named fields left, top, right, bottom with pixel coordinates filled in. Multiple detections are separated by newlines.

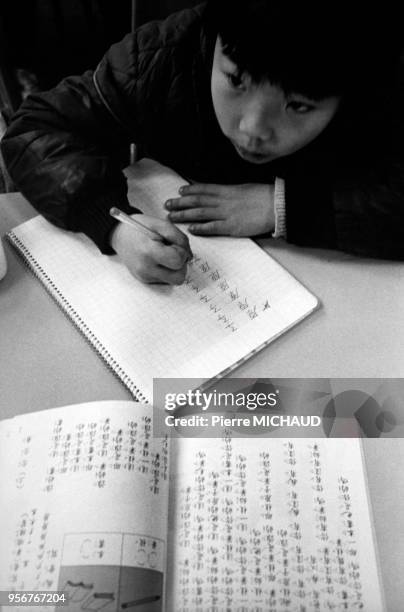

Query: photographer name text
left=165, top=414, right=321, bottom=428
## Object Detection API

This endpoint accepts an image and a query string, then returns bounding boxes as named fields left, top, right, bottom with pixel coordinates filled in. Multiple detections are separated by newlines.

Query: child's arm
left=1, top=70, right=134, bottom=254
left=1, top=78, right=191, bottom=284
left=0, top=5, right=203, bottom=263
left=165, top=163, right=404, bottom=260
left=0, top=27, right=196, bottom=284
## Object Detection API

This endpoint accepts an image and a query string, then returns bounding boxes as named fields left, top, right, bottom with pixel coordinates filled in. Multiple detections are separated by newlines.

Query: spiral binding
left=6, top=231, right=149, bottom=405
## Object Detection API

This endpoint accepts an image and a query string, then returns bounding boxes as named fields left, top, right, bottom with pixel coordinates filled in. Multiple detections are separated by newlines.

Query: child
left=2, top=0, right=404, bottom=285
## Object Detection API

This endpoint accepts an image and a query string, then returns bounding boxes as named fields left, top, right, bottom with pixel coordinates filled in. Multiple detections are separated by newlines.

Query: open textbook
left=0, top=401, right=385, bottom=611
left=6, top=160, right=318, bottom=403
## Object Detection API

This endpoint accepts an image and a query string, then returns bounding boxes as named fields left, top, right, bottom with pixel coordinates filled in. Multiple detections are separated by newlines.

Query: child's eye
left=287, top=101, right=315, bottom=114
left=225, top=72, right=245, bottom=90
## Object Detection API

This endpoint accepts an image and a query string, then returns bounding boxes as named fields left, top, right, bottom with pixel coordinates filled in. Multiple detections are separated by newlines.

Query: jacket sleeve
left=283, top=96, right=404, bottom=260
left=0, top=50, right=139, bottom=253
left=284, top=162, right=404, bottom=260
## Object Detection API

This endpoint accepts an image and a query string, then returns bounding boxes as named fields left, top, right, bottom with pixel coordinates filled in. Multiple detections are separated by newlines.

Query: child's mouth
left=233, top=142, right=274, bottom=163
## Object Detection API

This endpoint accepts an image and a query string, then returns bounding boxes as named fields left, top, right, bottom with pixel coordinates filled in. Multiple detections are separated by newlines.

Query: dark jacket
left=2, top=4, right=404, bottom=259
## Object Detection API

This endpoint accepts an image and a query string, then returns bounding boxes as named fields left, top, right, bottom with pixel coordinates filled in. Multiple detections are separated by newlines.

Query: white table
left=1, top=192, right=403, bottom=611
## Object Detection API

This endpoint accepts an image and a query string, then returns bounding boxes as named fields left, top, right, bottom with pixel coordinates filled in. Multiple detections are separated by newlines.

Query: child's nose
left=239, top=106, right=275, bottom=144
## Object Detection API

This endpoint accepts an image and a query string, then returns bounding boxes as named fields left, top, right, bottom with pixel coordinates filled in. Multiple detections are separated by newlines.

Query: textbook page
left=167, top=436, right=385, bottom=612
left=0, top=402, right=169, bottom=612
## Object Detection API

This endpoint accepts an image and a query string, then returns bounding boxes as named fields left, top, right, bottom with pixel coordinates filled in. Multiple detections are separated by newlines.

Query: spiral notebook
left=6, top=160, right=319, bottom=403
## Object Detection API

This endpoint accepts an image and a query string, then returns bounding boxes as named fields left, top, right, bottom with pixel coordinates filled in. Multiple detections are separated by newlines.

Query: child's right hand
left=110, top=214, right=192, bottom=284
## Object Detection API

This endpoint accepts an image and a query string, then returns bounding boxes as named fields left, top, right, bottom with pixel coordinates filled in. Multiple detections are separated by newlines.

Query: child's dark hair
left=205, top=0, right=402, bottom=102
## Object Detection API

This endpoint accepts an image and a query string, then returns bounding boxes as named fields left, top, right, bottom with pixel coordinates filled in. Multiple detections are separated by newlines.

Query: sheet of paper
left=0, top=402, right=168, bottom=612
left=167, top=436, right=385, bottom=611
left=9, top=160, right=317, bottom=403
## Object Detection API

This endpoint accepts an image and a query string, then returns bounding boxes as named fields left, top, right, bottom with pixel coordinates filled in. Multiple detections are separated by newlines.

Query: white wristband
left=272, top=177, right=287, bottom=239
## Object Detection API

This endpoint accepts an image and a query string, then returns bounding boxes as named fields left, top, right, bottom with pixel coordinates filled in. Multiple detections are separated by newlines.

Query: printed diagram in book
left=57, top=532, right=164, bottom=611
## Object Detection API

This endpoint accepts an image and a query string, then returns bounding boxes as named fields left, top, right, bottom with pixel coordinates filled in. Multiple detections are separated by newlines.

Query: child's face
left=211, top=38, right=341, bottom=164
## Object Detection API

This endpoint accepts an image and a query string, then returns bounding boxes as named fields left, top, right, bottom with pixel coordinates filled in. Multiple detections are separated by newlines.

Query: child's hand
left=110, top=214, right=192, bottom=284
left=165, top=183, right=275, bottom=236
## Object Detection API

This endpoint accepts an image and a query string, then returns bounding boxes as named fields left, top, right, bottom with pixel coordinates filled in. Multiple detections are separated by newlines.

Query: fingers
left=167, top=206, right=224, bottom=224
left=150, top=218, right=192, bottom=256
left=130, top=246, right=188, bottom=285
left=153, top=264, right=187, bottom=285
left=138, top=215, right=192, bottom=260
left=178, top=183, right=229, bottom=196
left=165, top=197, right=219, bottom=225
left=152, top=240, right=191, bottom=283
left=165, top=194, right=224, bottom=225
left=165, top=185, right=230, bottom=225
left=165, top=194, right=217, bottom=211
left=151, top=241, right=189, bottom=270
left=188, top=221, right=226, bottom=236
left=132, top=265, right=187, bottom=285
left=164, top=188, right=228, bottom=232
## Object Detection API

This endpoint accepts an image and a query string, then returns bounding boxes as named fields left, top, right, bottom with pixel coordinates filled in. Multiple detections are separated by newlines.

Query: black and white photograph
left=0, top=1, right=404, bottom=610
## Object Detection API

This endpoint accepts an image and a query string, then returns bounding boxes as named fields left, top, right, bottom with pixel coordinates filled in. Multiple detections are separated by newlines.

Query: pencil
left=110, top=207, right=163, bottom=241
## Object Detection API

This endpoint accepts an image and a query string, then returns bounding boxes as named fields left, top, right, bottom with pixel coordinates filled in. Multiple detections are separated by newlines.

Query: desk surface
left=1, top=192, right=403, bottom=610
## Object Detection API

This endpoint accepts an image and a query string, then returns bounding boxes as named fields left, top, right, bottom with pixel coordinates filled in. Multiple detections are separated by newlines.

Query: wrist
left=267, top=184, right=276, bottom=232
left=272, top=177, right=287, bottom=239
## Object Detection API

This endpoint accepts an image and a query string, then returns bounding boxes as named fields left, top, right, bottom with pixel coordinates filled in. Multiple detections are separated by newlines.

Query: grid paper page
left=8, top=162, right=318, bottom=402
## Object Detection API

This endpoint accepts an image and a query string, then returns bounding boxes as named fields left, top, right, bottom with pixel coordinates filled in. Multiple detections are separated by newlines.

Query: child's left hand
left=165, top=183, right=275, bottom=236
